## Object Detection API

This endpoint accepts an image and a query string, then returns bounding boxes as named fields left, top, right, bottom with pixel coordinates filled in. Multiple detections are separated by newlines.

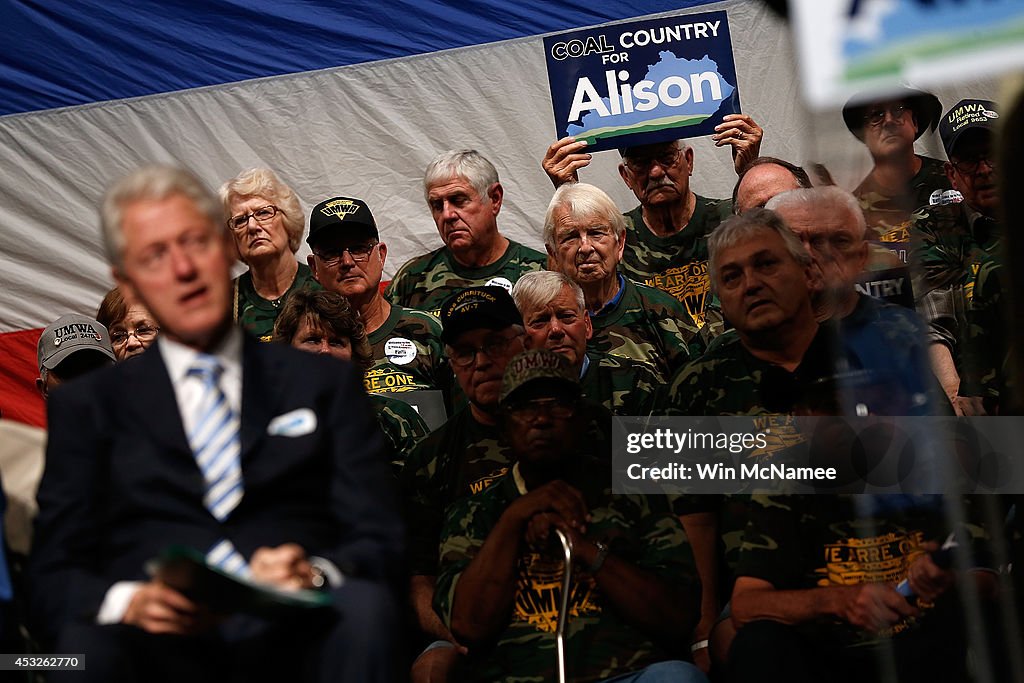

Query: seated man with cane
left=434, top=349, right=706, bottom=682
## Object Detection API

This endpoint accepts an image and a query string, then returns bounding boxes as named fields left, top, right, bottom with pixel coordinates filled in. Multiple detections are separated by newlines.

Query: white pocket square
left=267, top=408, right=318, bottom=437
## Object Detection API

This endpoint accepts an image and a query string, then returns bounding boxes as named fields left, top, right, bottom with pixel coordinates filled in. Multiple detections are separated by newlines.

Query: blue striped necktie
left=187, top=354, right=249, bottom=577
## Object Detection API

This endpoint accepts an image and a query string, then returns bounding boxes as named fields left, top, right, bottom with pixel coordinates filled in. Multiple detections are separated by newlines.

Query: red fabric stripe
left=0, top=329, right=45, bottom=428
left=3, top=284, right=397, bottom=427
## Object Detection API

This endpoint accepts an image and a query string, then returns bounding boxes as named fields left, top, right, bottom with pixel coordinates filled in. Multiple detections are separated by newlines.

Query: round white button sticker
left=384, top=337, right=417, bottom=365
left=486, top=277, right=513, bottom=292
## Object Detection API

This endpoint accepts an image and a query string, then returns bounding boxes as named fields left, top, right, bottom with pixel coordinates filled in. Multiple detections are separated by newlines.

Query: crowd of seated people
left=10, top=88, right=1022, bottom=683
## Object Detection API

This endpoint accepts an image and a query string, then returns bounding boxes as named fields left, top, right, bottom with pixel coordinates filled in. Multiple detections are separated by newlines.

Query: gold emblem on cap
left=319, top=199, right=360, bottom=220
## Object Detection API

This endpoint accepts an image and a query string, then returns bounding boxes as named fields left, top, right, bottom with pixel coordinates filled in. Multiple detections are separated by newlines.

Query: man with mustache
left=543, top=182, right=697, bottom=382
left=910, top=99, right=1002, bottom=415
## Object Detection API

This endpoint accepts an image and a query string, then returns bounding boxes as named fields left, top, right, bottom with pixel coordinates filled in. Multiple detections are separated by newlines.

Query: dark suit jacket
left=29, top=334, right=403, bottom=642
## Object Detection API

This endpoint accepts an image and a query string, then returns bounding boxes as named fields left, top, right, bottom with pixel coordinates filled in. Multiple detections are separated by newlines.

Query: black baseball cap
left=440, top=286, right=522, bottom=345
left=306, top=196, right=378, bottom=247
left=939, top=99, right=999, bottom=158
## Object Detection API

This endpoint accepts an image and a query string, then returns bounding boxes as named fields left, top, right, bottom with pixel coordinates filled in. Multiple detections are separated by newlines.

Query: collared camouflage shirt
left=671, top=306, right=938, bottom=418
left=366, top=304, right=449, bottom=396
left=435, top=457, right=697, bottom=683
left=910, top=201, right=1000, bottom=296
left=665, top=327, right=842, bottom=463
left=384, top=239, right=546, bottom=316
left=621, top=196, right=730, bottom=336
left=588, top=277, right=695, bottom=383
left=910, top=201, right=1001, bottom=367
left=233, top=262, right=320, bottom=342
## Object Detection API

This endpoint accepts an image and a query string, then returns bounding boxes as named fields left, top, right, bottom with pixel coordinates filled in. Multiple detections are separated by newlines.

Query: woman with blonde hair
left=220, top=167, right=319, bottom=341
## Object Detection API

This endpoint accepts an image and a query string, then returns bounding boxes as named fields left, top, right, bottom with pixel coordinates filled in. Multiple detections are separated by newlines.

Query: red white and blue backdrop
left=0, top=0, right=983, bottom=427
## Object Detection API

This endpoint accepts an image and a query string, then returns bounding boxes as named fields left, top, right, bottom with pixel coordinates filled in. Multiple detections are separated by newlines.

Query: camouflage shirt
left=435, top=457, right=697, bottom=683
left=668, top=324, right=840, bottom=417
left=855, top=155, right=948, bottom=257
left=738, top=494, right=988, bottom=651
left=621, top=197, right=731, bottom=334
left=384, top=239, right=547, bottom=315
left=671, top=301, right=940, bottom=418
left=910, top=201, right=1000, bottom=296
left=962, top=256, right=1011, bottom=407
left=401, top=409, right=512, bottom=575
left=910, top=202, right=1001, bottom=362
left=365, top=304, right=449, bottom=396
left=371, top=394, right=431, bottom=478
left=233, top=262, right=320, bottom=342
left=580, top=351, right=666, bottom=416
left=588, top=276, right=695, bottom=383
left=402, top=403, right=613, bottom=575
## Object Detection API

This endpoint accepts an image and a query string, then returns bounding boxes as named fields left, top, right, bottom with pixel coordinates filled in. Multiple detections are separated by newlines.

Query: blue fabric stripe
left=0, top=0, right=717, bottom=116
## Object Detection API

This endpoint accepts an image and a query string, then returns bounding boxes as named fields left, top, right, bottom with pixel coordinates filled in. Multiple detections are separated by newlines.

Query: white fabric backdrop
left=0, top=0, right=999, bottom=333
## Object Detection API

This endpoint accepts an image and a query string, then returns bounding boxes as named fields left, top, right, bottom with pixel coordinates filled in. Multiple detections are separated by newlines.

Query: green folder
left=146, top=545, right=333, bottom=618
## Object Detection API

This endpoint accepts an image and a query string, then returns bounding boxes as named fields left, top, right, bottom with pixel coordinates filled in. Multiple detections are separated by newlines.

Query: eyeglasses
left=863, top=104, right=909, bottom=127
left=950, top=156, right=996, bottom=176
left=505, top=396, right=577, bottom=422
left=227, top=205, right=280, bottom=232
left=448, top=332, right=520, bottom=368
left=314, top=242, right=379, bottom=266
left=623, top=147, right=681, bottom=174
left=110, top=325, right=160, bottom=346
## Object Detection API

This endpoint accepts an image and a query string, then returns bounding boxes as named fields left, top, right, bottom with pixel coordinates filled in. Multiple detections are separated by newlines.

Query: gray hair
left=707, top=208, right=811, bottom=289
left=765, top=185, right=867, bottom=239
left=423, top=149, right=500, bottom=201
left=219, top=167, right=305, bottom=253
left=511, top=270, right=586, bottom=314
left=101, top=165, right=224, bottom=268
left=543, top=182, right=626, bottom=252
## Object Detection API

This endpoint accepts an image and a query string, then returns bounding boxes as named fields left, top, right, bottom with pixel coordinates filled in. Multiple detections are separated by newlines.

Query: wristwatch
left=588, top=540, right=610, bottom=574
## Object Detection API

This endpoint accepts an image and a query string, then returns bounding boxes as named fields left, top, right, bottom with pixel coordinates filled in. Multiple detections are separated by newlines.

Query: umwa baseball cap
left=37, top=314, right=116, bottom=373
left=306, top=196, right=378, bottom=247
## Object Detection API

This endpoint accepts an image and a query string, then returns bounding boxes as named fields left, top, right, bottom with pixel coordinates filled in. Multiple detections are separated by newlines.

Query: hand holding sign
left=542, top=136, right=592, bottom=188
left=713, top=113, right=763, bottom=174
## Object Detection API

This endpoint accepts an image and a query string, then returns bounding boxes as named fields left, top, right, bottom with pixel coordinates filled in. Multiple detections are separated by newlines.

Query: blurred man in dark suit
left=31, top=165, right=404, bottom=683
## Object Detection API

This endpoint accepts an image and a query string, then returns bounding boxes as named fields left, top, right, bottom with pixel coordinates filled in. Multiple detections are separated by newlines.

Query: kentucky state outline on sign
left=544, top=10, right=741, bottom=152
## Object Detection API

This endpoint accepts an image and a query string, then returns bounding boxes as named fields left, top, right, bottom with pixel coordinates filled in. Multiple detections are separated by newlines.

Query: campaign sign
left=544, top=11, right=741, bottom=152
left=792, top=0, right=1024, bottom=108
